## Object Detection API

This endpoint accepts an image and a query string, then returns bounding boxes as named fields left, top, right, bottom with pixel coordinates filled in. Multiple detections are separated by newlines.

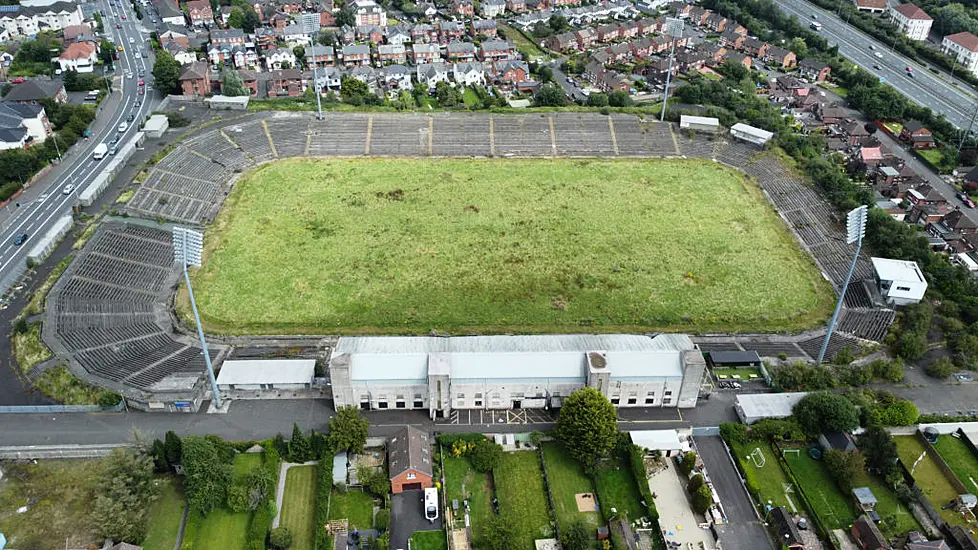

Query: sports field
left=189, top=158, right=833, bottom=334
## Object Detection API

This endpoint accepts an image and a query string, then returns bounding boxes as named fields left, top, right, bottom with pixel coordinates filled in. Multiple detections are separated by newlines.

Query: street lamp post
left=816, top=205, right=867, bottom=365
left=659, top=17, right=684, bottom=123
left=173, top=226, right=222, bottom=410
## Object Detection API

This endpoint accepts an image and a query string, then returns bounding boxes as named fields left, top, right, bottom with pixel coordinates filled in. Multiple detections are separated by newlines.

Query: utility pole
left=959, top=102, right=978, bottom=153
left=660, top=17, right=683, bottom=122
left=816, top=205, right=867, bottom=365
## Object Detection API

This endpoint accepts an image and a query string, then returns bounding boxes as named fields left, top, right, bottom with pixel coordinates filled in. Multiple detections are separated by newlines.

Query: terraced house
left=0, top=1, right=83, bottom=37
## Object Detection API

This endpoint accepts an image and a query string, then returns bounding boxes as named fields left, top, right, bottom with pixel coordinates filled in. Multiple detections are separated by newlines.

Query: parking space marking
left=261, top=120, right=278, bottom=158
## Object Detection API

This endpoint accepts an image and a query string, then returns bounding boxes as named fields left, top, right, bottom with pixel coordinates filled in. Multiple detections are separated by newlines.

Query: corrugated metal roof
left=216, top=359, right=315, bottom=385
left=336, top=334, right=684, bottom=354
left=350, top=353, right=428, bottom=382
left=735, top=392, right=807, bottom=420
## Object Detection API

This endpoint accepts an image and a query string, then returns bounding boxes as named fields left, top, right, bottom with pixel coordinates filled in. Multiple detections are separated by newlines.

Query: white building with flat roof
left=629, top=429, right=690, bottom=457
left=943, top=32, right=978, bottom=77
left=329, top=334, right=707, bottom=419
left=735, top=392, right=808, bottom=424
left=680, top=115, right=720, bottom=134
left=871, top=257, right=928, bottom=306
left=216, top=359, right=315, bottom=392
left=730, top=123, right=773, bottom=146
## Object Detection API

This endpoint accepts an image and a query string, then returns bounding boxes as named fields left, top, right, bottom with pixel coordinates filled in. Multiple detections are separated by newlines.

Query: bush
left=688, top=473, right=705, bottom=493
left=926, top=357, right=955, bottom=379
left=269, top=526, right=293, bottom=549
left=720, top=422, right=749, bottom=444
left=677, top=452, right=697, bottom=475
left=246, top=500, right=275, bottom=550
left=627, top=444, right=659, bottom=521
left=314, top=460, right=332, bottom=550
left=691, top=485, right=713, bottom=515
left=470, top=439, right=503, bottom=473
left=793, top=391, right=860, bottom=435
left=435, top=433, right=486, bottom=447
left=227, top=485, right=250, bottom=513
left=375, top=509, right=390, bottom=532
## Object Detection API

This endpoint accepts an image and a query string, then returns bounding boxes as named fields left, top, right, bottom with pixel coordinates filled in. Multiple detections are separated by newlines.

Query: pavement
left=390, top=490, right=442, bottom=550
left=772, top=0, right=978, bottom=130
left=647, top=460, right=716, bottom=549
left=693, top=435, right=774, bottom=550
left=0, top=0, right=159, bottom=295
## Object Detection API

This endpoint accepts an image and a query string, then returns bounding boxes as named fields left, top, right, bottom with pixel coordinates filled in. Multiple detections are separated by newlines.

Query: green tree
left=677, top=451, right=697, bottom=475
left=561, top=520, right=593, bottom=550
left=478, top=513, right=520, bottom=550
left=227, top=7, right=245, bottom=28
left=152, top=50, right=181, bottom=95
left=327, top=406, right=370, bottom=454
left=435, top=80, right=461, bottom=106
left=164, top=430, right=182, bottom=465
left=293, top=46, right=305, bottom=68
left=823, top=449, right=866, bottom=493
left=793, top=391, right=860, bottom=435
left=243, top=464, right=273, bottom=510
left=289, top=422, right=312, bottom=462
left=242, top=10, right=261, bottom=33
left=532, top=21, right=552, bottom=39
left=687, top=473, right=705, bottom=493
left=469, top=439, right=503, bottom=473
left=691, top=484, right=713, bottom=515
left=151, top=438, right=168, bottom=472
left=586, top=92, right=608, bottom=107
left=608, top=90, right=632, bottom=107
left=99, top=39, right=115, bottom=66
left=926, top=357, right=955, bottom=379
left=91, top=446, right=159, bottom=543
left=534, top=82, right=567, bottom=107
left=340, top=76, right=370, bottom=104
left=549, top=14, right=569, bottom=32
left=555, top=387, right=618, bottom=472
left=336, top=6, right=355, bottom=27
left=537, top=65, right=553, bottom=82
left=182, top=435, right=233, bottom=515
left=221, top=69, right=248, bottom=96
left=269, top=526, right=293, bottom=549
left=789, top=37, right=808, bottom=59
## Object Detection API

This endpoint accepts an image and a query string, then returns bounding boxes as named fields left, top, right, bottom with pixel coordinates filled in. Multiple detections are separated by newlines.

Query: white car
left=129, top=37, right=135, bottom=44
left=62, top=184, right=75, bottom=195
left=126, top=71, right=134, bottom=79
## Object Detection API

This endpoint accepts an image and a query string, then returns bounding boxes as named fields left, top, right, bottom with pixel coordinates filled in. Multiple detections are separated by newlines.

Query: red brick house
left=850, top=516, right=886, bottom=550
left=389, top=426, right=433, bottom=494
left=944, top=209, right=978, bottom=235
left=186, top=0, right=214, bottom=27
left=493, top=59, right=528, bottom=84
left=266, top=68, right=304, bottom=96
left=765, top=46, right=796, bottom=68
left=506, top=0, right=526, bottom=12
left=743, top=37, right=769, bottom=58
left=237, top=69, right=258, bottom=96
left=451, top=0, right=474, bottom=17
left=900, top=121, right=936, bottom=150
left=798, top=58, right=831, bottom=81
left=596, top=23, right=619, bottom=42
left=178, top=62, right=211, bottom=96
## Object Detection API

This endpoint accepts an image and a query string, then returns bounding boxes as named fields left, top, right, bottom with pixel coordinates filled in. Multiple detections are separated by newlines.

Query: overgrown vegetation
left=11, top=321, right=50, bottom=373
left=31, top=365, right=122, bottom=406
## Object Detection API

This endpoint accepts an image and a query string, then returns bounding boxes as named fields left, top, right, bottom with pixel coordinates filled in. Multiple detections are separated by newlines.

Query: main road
left=773, top=0, right=978, bottom=130
left=0, top=0, right=160, bottom=293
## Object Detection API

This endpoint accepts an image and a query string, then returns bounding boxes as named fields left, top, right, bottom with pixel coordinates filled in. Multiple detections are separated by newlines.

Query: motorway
left=772, top=0, right=978, bottom=129
left=0, top=0, right=160, bottom=294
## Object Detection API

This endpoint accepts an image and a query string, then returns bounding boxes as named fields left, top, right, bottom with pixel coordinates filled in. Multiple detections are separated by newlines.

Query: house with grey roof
left=388, top=425, right=433, bottom=493
left=416, top=62, right=450, bottom=90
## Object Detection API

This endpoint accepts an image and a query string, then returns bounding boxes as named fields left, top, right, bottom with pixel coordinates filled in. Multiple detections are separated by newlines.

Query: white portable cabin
left=679, top=115, right=720, bottom=134
left=730, top=123, right=773, bottom=146
left=423, top=487, right=439, bottom=522
left=871, top=257, right=928, bottom=306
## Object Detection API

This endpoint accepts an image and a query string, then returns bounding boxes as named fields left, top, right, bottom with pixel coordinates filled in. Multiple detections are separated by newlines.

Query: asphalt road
left=550, top=59, right=588, bottom=102
left=0, top=0, right=160, bottom=294
left=772, top=0, right=978, bottom=129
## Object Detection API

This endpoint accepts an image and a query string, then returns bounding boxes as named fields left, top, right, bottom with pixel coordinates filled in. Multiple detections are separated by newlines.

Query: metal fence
left=0, top=401, right=125, bottom=414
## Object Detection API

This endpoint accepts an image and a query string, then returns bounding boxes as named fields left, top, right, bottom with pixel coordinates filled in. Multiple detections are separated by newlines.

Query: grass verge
left=142, top=477, right=187, bottom=550
left=410, top=530, right=448, bottom=550
left=116, top=189, right=136, bottom=203
left=23, top=255, right=72, bottom=316
left=934, top=435, right=978, bottom=494
left=11, top=322, right=50, bottom=373
left=494, top=451, right=554, bottom=549
left=542, top=442, right=601, bottom=530
left=327, top=489, right=376, bottom=530
left=443, top=455, right=493, bottom=540
left=188, top=158, right=832, bottom=335
left=280, top=465, right=317, bottom=550
left=32, top=364, right=121, bottom=405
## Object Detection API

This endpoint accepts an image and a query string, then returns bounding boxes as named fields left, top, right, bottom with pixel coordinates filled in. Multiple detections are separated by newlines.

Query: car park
left=13, top=233, right=28, bottom=246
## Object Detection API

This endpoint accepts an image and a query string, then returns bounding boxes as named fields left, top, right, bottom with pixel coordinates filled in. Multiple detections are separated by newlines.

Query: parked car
left=13, top=233, right=28, bottom=246
left=10, top=77, right=23, bottom=83
left=957, top=192, right=976, bottom=208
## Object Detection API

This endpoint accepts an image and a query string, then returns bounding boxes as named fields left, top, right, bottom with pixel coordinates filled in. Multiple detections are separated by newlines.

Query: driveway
left=390, top=489, right=442, bottom=550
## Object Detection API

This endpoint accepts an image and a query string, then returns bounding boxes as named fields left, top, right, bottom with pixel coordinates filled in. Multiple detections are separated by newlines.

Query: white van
left=423, top=487, right=438, bottom=523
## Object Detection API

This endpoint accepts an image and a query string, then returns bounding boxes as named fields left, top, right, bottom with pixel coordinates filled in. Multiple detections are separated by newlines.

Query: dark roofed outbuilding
left=708, top=350, right=762, bottom=367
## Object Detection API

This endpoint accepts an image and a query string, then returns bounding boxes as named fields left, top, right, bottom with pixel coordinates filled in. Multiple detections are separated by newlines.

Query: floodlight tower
left=173, top=226, right=222, bottom=409
left=815, top=205, right=867, bottom=365
left=660, top=17, right=684, bottom=122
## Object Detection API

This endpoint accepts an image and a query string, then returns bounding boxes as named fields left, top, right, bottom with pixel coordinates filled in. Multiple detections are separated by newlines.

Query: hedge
left=314, top=458, right=332, bottom=550
left=435, top=432, right=487, bottom=447
left=627, top=444, right=665, bottom=550
left=245, top=441, right=282, bottom=550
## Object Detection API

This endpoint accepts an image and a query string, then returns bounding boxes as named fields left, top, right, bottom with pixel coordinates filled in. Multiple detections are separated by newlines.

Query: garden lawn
left=850, top=471, right=921, bottom=538
left=327, top=489, right=376, bottom=530
left=894, top=436, right=966, bottom=526
left=462, top=87, right=480, bottom=107
left=493, top=451, right=554, bottom=549
left=500, top=23, right=547, bottom=59
left=0, top=459, right=101, bottom=550
left=593, top=459, right=644, bottom=522
left=542, top=442, right=601, bottom=530
left=142, top=477, right=186, bottom=550
left=280, top=465, right=318, bottom=550
left=189, top=158, right=832, bottom=335
left=443, top=455, right=493, bottom=539
left=782, top=449, right=856, bottom=530
left=727, top=440, right=799, bottom=512
left=410, top=530, right=448, bottom=550
left=182, top=453, right=263, bottom=550
left=935, top=435, right=978, bottom=494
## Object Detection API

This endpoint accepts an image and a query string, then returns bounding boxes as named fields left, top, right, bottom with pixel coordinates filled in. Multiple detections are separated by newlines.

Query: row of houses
left=512, top=0, right=636, bottom=31
left=0, top=1, right=83, bottom=39
left=178, top=57, right=531, bottom=97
